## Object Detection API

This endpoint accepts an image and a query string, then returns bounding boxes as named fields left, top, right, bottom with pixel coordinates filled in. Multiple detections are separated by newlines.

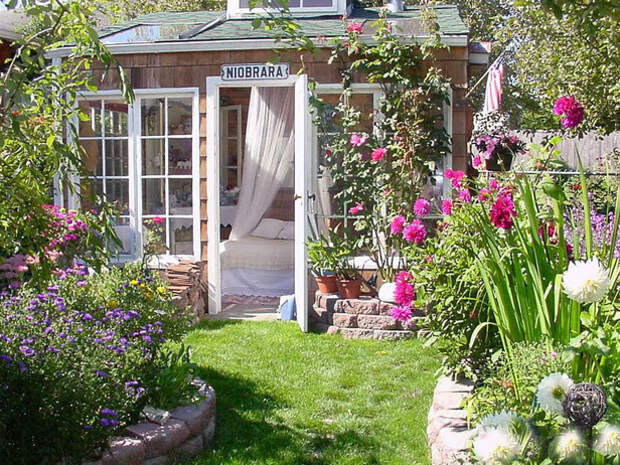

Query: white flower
left=562, top=258, right=611, bottom=304
left=478, top=411, right=520, bottom=432
left=536, top=373, right=574, bottom=415
left=473, top=426, right=520, bottom=464
left=595, top=424, right=620, bottom=456
left=553, top=429, right=586, bottom=461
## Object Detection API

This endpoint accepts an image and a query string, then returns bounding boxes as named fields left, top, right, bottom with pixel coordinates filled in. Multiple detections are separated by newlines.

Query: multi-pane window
left=139, top=97, right=195, bottom=256
left=76, top=92, right=198, bottom=259
left=78, top=99, right=133, bottom=254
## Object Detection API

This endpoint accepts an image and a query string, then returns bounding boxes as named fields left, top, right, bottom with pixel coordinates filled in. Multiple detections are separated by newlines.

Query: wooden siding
left=91, top=46, right=472, bottom=262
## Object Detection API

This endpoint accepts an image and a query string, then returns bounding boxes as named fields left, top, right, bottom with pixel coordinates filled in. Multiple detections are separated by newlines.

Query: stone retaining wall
left=309, top=292, right=421, bottom=340
left=427, top=376, right=474, bottom=465
left=83, top=382, right=216, bottom=465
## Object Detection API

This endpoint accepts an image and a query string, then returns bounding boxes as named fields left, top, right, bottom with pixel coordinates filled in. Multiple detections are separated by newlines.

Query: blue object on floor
left=280, top=295, right=296, bottom=321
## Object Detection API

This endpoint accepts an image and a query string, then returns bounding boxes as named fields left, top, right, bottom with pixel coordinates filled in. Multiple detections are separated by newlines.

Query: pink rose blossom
left=553, top=96, right=584, bottom=129
left=446, top=169, right=465, bottom=188
left=413, top=198, right=431, bottom=217
left=457, top=189, right=471, bottom=203
left=349, top=202, right=364, bottom=215
left=390, top=305, right=412, bottom=323
left=346, top=22, right=363, bottom=33
left=350, top=134, right=368, bottom=148
left=371, top=147, right=387, bottom=161
left=402, top=219, right=426, bottom=245
left=441, top=199, right=452, bottom=216
left=390, top=215, right=406, bottom=234
left=489, top=193, right=516, bottom=230
left=153, top=216, right=164, bottom=225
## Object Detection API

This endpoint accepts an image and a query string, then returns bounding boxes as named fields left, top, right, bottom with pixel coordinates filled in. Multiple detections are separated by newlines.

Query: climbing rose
left=390, top=305, right=412, bottom=323
left=441, top=199, right=452, bottom=216
left=349, top=202, right=363, bottom=215
left=403, top=220, right=426, bottom=245
left=413, top=198, right=430, bottom=216
left=390, top=215, right=406, bottom=234
left=553, top=96, right=584, bottom=129
left=371, top=147, right=387, bottom=161
left=152, top=216, right=164, bottom=225
left=489, top=193, right=516, bottom=230
left=445, top=169, right=465, bottom=188
left=350, top=133, right=368, bottom=147
left=346, top=22, right=363, bottom=33
left=473, top=155, right=483, bottom=168
left=394, top=271, right=415, bottom=307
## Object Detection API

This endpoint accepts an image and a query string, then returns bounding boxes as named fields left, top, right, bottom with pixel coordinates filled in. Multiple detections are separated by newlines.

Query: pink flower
left=489, top=178, right=499, bottom=190
left=371, top=147, right=387, bottom=161
left=346, top=22, right=363, bottom=33
left=445, top=169, right=465, bottom=188
left=413, top=198, right=431, bottom=217
left=403, top=219, right=426, bottom=245
left=489, top=193, right=517, bottom=230
left=390, top=215, right=406, bottom=234
left=350, top=134, right=368, bottom=147
left=457, top=189, right=471, bottom=203
left=441, top=199, right=452, bottom=216
left=394, top=271, right=415, bottom=307
left=478, top=188, right=491, bottom=202
left=390, top=305, right=412, bottom=323
left=553, top=96, right=584, bottom=129
left=153, top=216, right=164, bottom=225
left=349, top=202, right=364, bottom=215
left=472, top=155, right=483, bottom=168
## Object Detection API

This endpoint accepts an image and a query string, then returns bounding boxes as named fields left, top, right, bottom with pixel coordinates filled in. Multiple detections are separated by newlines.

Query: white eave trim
left=46, top=34, right=468, bottom=58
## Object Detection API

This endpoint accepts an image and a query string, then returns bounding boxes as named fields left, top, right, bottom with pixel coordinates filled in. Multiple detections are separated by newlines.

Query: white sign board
left=220, top=63, right=290, bottom=81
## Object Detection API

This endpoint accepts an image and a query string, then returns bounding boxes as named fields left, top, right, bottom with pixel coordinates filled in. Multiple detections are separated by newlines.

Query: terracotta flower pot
left=315, top=275, right=338, bottom=294
left=337, top=279, right=362, bottom=299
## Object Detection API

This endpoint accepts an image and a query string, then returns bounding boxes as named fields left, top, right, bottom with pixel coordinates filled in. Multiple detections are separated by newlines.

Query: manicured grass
left=181, top=320, right=439, bottom=465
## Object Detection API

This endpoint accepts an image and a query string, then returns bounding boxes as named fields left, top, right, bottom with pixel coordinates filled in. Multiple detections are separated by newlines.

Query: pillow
left=251, top=218, right=286, bottom=239
left=277, top=221, right=295, bottom=240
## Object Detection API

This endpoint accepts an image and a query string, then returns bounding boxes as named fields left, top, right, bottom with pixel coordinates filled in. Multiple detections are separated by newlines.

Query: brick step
left=309, top=323, right=414, bottom=340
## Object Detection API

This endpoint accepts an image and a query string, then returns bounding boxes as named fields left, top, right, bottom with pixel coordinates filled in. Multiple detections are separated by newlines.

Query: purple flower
left=76, top=280, right=87, bottom=288
left=100, top=408, right=118, bottom=417
left=94, top=370, right=107, bottom=378
left=19, top=345, right=35, bottom=357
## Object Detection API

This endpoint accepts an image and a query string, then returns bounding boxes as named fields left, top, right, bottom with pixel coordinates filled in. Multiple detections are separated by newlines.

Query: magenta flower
left=457, top=189, right=472, bottom=203
left=489, top=178, right=499, bottom=190
left=390, top=215, right=406, bottom=234
left=349, top=202, right=364, bottom=215
left=441, top=199, right=452, bottom=216
left=152, top=216, right=164, bottom=225
left=394, top=271, right=415, bottom=307
left=403, top=219, right=426, bottom=245
left=472, top=155, right=483, bottom=168
left=390, top=305, right=412, bottom=323
left=478, top=188, right=491, bottom=202
left=346, top=22, right=363, bottom=33
left=489, top=193, right=516, bottom=230
left=445, top=169, right=465, bottom=188
left=350, top=134, right=368, bottom=147
left=413, top=198, right=431, bottom=217
left=553, top=96, right=584, bottom=129
left=371, top=147, right=387, bottom=161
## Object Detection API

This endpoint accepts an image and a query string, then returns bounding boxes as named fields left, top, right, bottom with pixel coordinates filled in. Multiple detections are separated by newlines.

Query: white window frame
left=227, top=0, right=346, bottom=18
left=72, top=88, right=201, bottom=263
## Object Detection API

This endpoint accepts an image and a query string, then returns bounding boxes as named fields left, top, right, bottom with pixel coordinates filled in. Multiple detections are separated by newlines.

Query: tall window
left=76, top=91, right=199, bottom=260
left=78, top=98, right=132, bottom=254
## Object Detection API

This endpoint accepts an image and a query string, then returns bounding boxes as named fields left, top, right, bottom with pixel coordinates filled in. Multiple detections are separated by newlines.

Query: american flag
left=483, top=61, right=504, bottom=113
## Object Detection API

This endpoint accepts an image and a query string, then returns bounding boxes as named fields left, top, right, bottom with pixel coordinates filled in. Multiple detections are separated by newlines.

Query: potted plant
left=306, top=235, right=339, bottom=294
left=470, top=112, right=525, bottom=171
left=330, top=231, right=363, bottom=299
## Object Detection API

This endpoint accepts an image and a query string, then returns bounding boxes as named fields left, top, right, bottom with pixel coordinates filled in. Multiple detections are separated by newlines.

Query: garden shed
left=49, top=2, right=484, bottom=330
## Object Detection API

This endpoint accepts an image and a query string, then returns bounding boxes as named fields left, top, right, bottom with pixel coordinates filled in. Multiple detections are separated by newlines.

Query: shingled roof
left=97, top=5, right=468, bottom=45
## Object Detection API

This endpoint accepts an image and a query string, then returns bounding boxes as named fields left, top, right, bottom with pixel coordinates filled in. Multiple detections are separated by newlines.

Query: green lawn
left=182, top=320, right=439, bottom=465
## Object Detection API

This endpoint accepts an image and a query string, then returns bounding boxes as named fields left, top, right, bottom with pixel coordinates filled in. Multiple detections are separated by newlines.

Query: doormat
left=222, top=294, right=281, bottom=306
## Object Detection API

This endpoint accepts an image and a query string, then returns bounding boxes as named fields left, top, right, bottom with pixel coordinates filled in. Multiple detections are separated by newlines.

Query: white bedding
left=219, top=236, right=294, bottom=271
left=221, top=268, right=294, bottom=297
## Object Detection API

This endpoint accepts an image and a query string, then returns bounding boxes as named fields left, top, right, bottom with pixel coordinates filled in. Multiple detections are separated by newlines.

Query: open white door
left=294, top=75, right=311, bottom=332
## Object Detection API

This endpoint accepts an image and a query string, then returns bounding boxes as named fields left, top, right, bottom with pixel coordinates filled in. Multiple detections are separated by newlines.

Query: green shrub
left=0, top=263, right=190, bottom=465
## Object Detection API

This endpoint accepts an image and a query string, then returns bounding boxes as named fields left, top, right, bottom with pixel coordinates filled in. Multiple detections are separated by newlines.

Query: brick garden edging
left=83, top=380, right=216, bottom=465
left=427, top=376, right=475, bottom=465
left=309, top=292, right=422, bottom=340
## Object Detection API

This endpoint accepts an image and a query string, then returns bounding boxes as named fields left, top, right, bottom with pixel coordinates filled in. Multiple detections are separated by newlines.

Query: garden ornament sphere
left=378, top=282, right=397, bottom=303
left=562, top=383, right=607, bottom=429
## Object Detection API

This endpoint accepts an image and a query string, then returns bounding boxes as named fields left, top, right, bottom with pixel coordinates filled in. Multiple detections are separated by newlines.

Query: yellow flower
left=144, top=291, right=153, bottom=300
left=139, top=283, right=146, bottom=288
left=107, top=300, right=118, bottom=308
left=129, top=280, right=138, bottom=286
left=157, top=286, right=167, bottom=295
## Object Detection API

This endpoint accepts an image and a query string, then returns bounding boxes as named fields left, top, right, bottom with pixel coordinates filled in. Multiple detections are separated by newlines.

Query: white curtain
left=230, top=87, right=295, bottom=240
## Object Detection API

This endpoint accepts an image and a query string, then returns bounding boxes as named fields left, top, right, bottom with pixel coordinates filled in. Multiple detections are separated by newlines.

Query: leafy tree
left=103, top=0, right=226, bottom=21
left=0, top=0, right=132, bottom=281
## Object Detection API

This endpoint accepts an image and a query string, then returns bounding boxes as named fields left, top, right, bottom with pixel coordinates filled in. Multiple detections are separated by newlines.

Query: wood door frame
left=206, top=75, right=310, bottom=331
